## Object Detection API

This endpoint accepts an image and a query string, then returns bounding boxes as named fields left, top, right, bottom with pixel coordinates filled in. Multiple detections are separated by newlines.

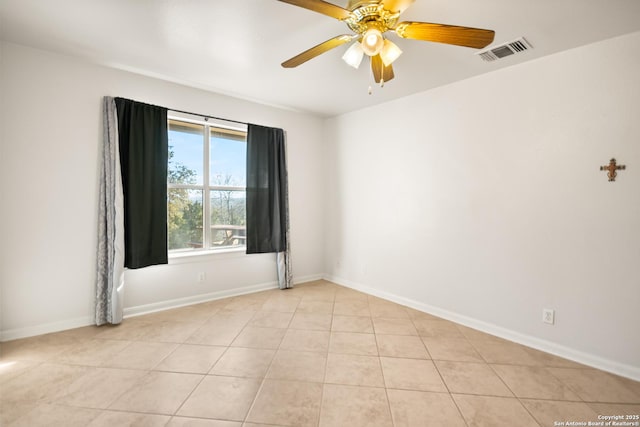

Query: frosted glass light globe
left=361, top=28, right=384, bottom=56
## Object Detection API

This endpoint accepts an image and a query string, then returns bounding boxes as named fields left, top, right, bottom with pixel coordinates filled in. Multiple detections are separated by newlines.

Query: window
left=167, top=115, right=247, bottom=253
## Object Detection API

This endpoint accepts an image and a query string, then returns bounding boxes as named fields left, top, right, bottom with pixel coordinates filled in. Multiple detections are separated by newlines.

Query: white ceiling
left=1, top=0, right=640, bottom=117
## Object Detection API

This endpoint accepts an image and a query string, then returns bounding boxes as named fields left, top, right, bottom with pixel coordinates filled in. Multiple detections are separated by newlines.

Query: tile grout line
left=315, top=295, right=337, bottom=427
left=241, top=293, right=305, bottom=426
left=427, top=332, right=471, bottom=427
left=372, top=313, right=397, bottom=427
left=131, top=313, right=221, bottom=421
left=163, top=294, right=263, bottom=423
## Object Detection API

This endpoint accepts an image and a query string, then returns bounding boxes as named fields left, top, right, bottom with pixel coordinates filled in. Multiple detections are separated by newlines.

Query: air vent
left=477, top=37, right=533, bottom=62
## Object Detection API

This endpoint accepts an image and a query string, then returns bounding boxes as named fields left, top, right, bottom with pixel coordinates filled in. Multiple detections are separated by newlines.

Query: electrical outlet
left=542, top=308, right=555, bottom=325
left=197, top=272, right=206, bottom=283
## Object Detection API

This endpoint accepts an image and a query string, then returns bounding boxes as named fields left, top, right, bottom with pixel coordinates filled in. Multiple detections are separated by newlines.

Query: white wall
left=0, top=42, right=326, bottom=339
left=324, top=32, right=640, bottom=378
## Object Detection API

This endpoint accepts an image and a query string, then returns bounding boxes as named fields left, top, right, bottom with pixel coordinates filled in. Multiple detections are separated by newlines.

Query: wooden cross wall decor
left=600, top=158, right=626, bottom=182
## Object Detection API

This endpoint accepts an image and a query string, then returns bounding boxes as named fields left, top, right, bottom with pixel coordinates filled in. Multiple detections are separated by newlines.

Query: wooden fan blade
left=371, top=54, right=394, bottom=83
left=381, top=0, right=415, bottom=14
left=282, top=35, right=353, bottom=68
left=395, top=21, right=495, bottom=49
left=277, top=0, right=351, bottom=20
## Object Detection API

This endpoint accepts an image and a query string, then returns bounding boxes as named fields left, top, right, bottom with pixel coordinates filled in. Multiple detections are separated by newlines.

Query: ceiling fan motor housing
left=345, top=3, right=400, bottom=35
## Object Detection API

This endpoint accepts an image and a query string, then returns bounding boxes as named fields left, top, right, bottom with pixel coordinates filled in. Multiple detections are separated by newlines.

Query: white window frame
left=167, top=111, right=248, bottom=256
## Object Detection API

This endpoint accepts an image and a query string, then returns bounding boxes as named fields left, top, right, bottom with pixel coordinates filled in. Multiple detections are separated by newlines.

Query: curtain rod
left=168, top=107, right=249, bottom=126
left=117, top=97, right=249, bottom=126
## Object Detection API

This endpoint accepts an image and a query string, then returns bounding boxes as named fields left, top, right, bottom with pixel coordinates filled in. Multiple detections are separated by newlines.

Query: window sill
left=168, top=246, right=248, bottom=264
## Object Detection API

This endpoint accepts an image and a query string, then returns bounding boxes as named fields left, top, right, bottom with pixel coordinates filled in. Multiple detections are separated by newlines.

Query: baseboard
left=292, top=273, right=325, bottom=285
left=125, top=274, right=323, bottom=318
left=0, top=274, right=325, bottom=342
left=123, top=280, right=280, bottom=318
left=324, top=274, right=640, bottom=382
left=1, top=315, right=94, bottom=342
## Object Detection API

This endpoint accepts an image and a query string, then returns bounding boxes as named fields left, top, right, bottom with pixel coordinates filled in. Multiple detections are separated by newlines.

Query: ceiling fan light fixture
left=380, top=39, right=402, bottom=66
left=342, top=41, right=364, bottom=68
left=278, top=0, right=497, bottom=88
left=361, top=27, right=384, bottom=56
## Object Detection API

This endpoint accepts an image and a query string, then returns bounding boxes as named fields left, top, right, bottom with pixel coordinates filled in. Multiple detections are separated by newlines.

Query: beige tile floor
left=1, top=280, right=639, bottom=426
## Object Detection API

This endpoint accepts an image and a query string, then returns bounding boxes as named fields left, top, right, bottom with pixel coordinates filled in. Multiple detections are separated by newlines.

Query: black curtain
left=115, top=98, right=168, bottom=268
left=246, top=124, right=288, bottom=254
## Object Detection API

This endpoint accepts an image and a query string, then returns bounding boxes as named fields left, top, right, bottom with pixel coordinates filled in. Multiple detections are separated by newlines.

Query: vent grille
left=477, top=37, right=533, bottom=62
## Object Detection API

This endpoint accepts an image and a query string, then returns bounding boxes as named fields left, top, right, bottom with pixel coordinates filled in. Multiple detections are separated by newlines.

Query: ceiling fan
left=278, top=0, right=495, bottom=85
